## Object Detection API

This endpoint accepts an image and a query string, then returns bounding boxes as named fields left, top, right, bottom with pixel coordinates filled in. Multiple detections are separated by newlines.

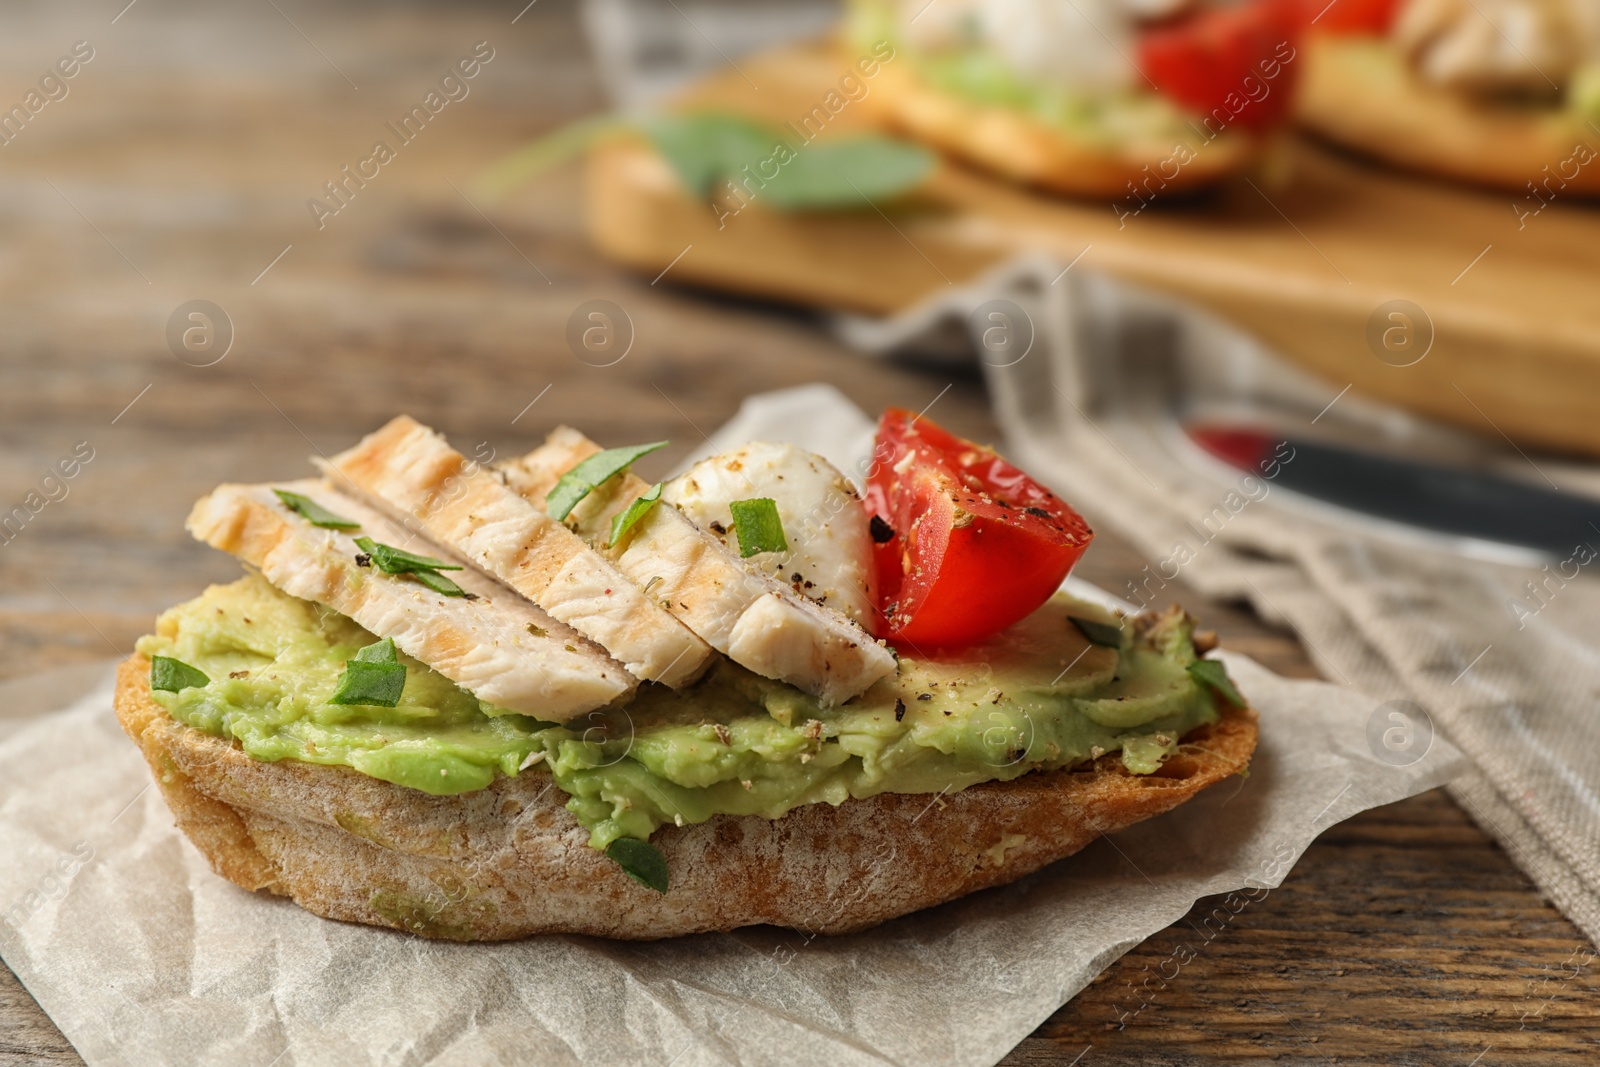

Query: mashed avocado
left=846, top=0, right=1199, bottom=151
left=137, top=575, right=1226, bottom=851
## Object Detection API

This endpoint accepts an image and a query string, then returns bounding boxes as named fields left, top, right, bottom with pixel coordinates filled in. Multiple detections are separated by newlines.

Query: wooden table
left=1, top=2, right=1594, bottom=1063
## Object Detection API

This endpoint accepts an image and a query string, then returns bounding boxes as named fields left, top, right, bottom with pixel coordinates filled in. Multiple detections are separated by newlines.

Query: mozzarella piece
left=186, top=479, right=634, bottom=721
left=900, top=0, right=1141, bottom=92
left=661, top=442, right=877, bottom=627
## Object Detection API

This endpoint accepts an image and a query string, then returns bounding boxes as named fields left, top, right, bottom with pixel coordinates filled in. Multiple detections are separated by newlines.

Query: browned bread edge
left=861, top=59, right=1264, bottom=198
left=113, top=654, right=1258, bottom=940
left=1298, top=36, right=1600, bottom=195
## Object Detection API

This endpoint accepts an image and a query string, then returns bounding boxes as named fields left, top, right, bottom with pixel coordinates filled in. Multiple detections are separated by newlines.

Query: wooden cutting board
left=582, top=41, right=1600, bottom=458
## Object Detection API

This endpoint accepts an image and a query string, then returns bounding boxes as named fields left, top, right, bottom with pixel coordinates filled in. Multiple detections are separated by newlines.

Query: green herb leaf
left=642, top=112, right=934, bottom=210
left=1188, top=659, right=1245, bottom=708
left=150, top=655, right=210, bottom=693
left=409, top=568, right=472, bottom=598
left=763, top=137, right=935, bottom=210
left=274, top=489, right=359, bottom=530
left=546, top=442, right=667, bottom=521
left=329, top=642, right=408, bottom=708
left=1069, top=615, right=1124, bottom=649
left=609, top=483, right=663, bottom=548
left=729, top=497, right=788, bottom=558
left=606, top=837, right=669, bottom=893
left=353, top=537, right=463, bottom=574
left=643, top=112, right=774, bottom=198
left=351, top=636, right=398, bottom=664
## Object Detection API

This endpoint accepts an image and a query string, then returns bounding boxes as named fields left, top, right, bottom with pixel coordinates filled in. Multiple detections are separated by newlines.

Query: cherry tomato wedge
left=864, top=409, right=1093, bottom=649
left=1137, top=0, right=1305, bottom=132
left=1306, top=0, right=1401, bottom=35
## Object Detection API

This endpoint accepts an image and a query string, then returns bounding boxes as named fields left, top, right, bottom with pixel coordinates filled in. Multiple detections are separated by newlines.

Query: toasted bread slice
left=323, top=417, right=714, bottom=688
left=862, top=59, right=1263, bottom=198
left=1298, top=36, right=1600, bottom=195
left=114, top=654, right=1258, bottom=940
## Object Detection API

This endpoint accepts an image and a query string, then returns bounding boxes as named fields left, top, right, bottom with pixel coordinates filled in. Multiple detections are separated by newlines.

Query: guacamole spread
left=137, top=575, right=1226, bottom=851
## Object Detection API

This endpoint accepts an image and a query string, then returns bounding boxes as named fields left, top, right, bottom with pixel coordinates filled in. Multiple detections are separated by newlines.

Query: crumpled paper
left=0, top=386, right=1462, bottom=1067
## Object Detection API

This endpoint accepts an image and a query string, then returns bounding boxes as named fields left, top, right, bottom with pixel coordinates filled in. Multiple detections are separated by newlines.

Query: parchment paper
left=0, top=386, right=1463, bottom=1067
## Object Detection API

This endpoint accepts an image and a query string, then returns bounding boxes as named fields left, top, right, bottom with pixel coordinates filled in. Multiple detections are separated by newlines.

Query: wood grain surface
left=0, top=2, right=1595, bottom=1064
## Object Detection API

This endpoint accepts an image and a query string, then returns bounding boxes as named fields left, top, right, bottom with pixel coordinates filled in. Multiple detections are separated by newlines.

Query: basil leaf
left=274, top=489, right=359, bottom=530
left=329, top=658, right=407, bottom=708
left=353, top=537, right=463, bottom=574
left=729, top=497, right=787, bottom=558
left=409, top=569, right=471, bottom=598
left=351, top=636, right=398, bottom=665
left=642, top=112, right=933, bottom=210
left=546, top=442, right=667, bottom=521
left=763, top=137, right=934, bottom=210
left=642, top=112, right=775, bottom=197
left=1188, top=659, right=1245, bottom=708
left=1069, top=615, right=1124, bottom=649
left=609, top=483, right=663, bottom=548
left=150, top=655, right=210, bottom=692
left=606, top=837, right=669, bottom=893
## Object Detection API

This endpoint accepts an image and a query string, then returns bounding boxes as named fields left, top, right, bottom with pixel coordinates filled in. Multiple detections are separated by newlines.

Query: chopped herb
left=606, top=837, right=669, bottom=893
left=729, top=497, right=787, bottom=558
left=527, top=623, right=547, bottom=638
left=1069, top=615, right=1124, bottom=649
left=894, top=698, right=906, bottom=722
left=150, top=655, right=209, bottom=693
left=1188, top=659, right=1245, bottom=708
left=608, top=482, right=663, bottom=548
left=352, top=636, right=398, bottom=664
left=546, top=442, right=667, bottom=521
left=352, top=537, right=463, bottom=574
left=869, top=515, right=894, bottom=544
left=273, top=489, right=360, bottom=530
left=409, top=569, right=473, bottom=598
left=353, top=536, right=472, bottom=597
left=330, top=638, right=407, bottom=707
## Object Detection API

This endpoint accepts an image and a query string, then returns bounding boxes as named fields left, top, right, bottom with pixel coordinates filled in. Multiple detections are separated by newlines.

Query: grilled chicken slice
left=187, top=479, right=634, bottom=721
left=501, top=429, right=896, bottom=707
left=323, top=416, right=713, bottom=688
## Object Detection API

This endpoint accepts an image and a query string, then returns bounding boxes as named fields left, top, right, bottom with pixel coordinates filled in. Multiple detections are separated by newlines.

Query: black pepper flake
left=791, top=573, right=803, bottom=583
left=709, top=520, right=726, bottom=535
left=869, top=515, right=894, bottom=543
left=354, top=553, right=372, bottom=568
left=1024, top=506, right=1051, bottom=518
left=916, top=693, right=932, bottom=702
left=894, top=698, right=906, bottom=722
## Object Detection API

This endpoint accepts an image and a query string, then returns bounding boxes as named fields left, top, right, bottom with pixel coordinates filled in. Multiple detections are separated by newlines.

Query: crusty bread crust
left=1298, top=36, right=1600, bottom=195
left=862, top=60, right=1264, bottom=197
left=113, top=655, right=1257, bottom=940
